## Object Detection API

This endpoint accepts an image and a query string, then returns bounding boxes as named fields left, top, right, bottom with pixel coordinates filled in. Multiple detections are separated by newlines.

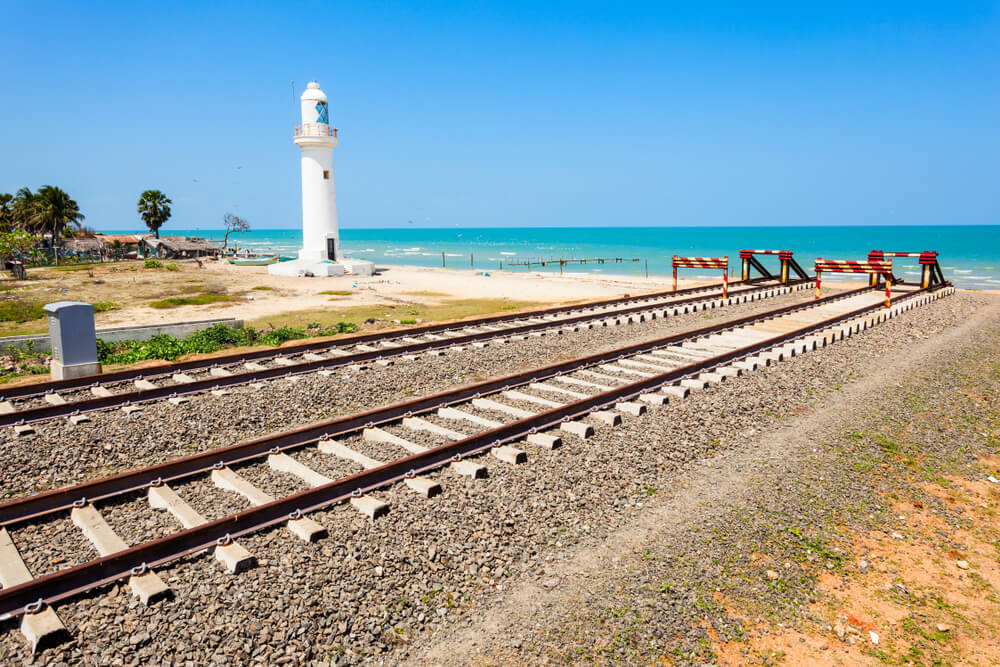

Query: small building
left=96, top=234, right=145, bottom=259
left=142, top=236, right=222, bottom=259
left=62, top=237, right=106, bottom=258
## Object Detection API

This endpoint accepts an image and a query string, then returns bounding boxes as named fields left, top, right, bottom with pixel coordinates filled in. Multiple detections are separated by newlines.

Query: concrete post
left=43, top=301, right=102, bottom=380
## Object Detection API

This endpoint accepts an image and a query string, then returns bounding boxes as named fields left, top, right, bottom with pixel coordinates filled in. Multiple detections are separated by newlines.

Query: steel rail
left=0, top=283, right=864, bottom=527
left=0, top=277, right=777, bottom=403
left=0, top=279, right=811, bottom=426
left=0, top=284, right=948, bottom=620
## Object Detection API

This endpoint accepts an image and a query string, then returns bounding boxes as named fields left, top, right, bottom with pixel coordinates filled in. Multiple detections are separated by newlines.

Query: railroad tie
left=438, top=406, right=503, bottom=428
left=302, top=353, right=326, bottom=362
left=380, top=341, right=403, bottom=349
left=172, top=373, right=195, bottom=384
left=243, top=362, right=267, bottom=372
left=576, top=369, right=628, bottom=385
left=272, top=357, right=296, bottom=367
left=133, top=379, right=156, bottom=391
left=599, top=363, right=654, bottom=378
left=680, top=378, right=709, bottom=391
left=528, top=382, right=589, bottom=399
left=354, top=344, right=379, bottom=352
left=614, top=401, right=646, bottom=416
left=90, top=386, right=114, bottom=397
left=551, top=376, right=614, bottom=391
left=0, top=401, right=13, bottom=415
left=211, top=467, right=328, bottom=539
left=147, top=484, right=255, bottom=573
left=401, top=416, right=467, bottom=440
left=70, top=504, right=171, bottom=604
left=618, top=358, right=673, bottom=372
left=0, top=527, right=68, bottom=652
left=502, top=390, right=562, bottom=409
left=363, top=427, right=485, bottom=478
left=209, top=367, right=232, bottom=377
left=43, top=393, right=66, bottom=406
left=315, top=443, right=441, bottom=497
left=439, top=406, right=562, bottom=450
left=69, top=414, right=92, bottom=425
left=471, top=398, right=534, bottom=419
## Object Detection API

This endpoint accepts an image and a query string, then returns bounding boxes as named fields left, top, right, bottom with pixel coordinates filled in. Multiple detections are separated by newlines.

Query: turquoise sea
left=104, top=226, right=1000, bottom=289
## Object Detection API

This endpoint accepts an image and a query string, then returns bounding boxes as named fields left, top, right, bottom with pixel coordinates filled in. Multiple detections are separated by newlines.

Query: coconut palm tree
left=32, top=185, right=84, bottom=265
left=137, top=190, right=171, bottom=238
left=12, top=188, right=37, bottom=233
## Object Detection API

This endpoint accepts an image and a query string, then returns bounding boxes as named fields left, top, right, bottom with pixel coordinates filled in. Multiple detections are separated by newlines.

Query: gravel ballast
left=0, top=287, right=983, bottom=664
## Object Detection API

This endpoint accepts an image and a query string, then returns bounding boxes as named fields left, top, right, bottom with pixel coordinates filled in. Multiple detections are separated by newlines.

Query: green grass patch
left=252, top=285, right=274, bottom=291
left=401, top=290, right=450, bottom=297
left=91, top=301, right=120, bottom=313
left=399, top=318, right=417, bottom=324
left=52, top=263, right=99, bottom=272
left=148, top=292, right=234, bottom=309
left=318, top=290, right=352, bottom=296
left=0, top=301, right=45, bottom=323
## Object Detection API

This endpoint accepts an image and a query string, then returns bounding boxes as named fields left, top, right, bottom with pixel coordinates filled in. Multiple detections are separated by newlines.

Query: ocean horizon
left=96, top=225, right=1000, bottom=289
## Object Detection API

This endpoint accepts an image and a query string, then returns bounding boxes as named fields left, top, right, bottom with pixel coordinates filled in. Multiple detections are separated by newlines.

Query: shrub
left=165, top=264, right=179, bottom=271
left=95, top=321, right=361, bottom=365
left=400, top=319, right=417, bottom=325
left=144, top=259, right=163, bottom=269
left=92, top=301, right=120, bottom=313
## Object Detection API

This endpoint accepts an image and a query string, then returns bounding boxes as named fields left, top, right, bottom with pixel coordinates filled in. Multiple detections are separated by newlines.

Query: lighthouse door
left=327, top=238, right=337, bottom=261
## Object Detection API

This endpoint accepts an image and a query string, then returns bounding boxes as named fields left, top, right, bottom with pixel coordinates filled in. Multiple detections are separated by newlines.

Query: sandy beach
left=0, top=259, right=734, bottom=336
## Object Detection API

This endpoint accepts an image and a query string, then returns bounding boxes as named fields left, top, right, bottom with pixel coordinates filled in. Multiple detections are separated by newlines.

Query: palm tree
left=32, top=185, right=84, bottom=265
left=12, top=188, right=37, bottom=233
left=0, top=194, right=12, bottom=232
left=137, top=190, right=171, bottom=238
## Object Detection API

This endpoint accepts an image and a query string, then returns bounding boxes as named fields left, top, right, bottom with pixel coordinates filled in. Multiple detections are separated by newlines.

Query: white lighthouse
left=269, top=81, right=374, bottom=277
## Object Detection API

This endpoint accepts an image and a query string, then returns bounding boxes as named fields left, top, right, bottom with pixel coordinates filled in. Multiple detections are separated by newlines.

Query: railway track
left=0, top=281, right=953, bottom=650
left=0, top=278, right=812, bottom=428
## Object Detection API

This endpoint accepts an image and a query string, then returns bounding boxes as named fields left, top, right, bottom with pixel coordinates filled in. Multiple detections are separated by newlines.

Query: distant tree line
left=0, top=186, right=179, bottom=271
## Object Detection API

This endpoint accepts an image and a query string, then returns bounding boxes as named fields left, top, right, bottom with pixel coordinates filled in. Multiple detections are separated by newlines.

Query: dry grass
left=248, top=297, right=540, bottom=331
left=0, top=260, right=247, bottom=335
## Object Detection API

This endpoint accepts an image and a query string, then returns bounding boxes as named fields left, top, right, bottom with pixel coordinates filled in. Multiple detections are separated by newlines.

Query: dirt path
left=413, top=294, right=1000, bottom=664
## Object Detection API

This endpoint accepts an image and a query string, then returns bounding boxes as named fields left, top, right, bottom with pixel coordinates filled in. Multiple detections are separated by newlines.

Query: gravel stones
left=0, top=288, right=980, bottom=664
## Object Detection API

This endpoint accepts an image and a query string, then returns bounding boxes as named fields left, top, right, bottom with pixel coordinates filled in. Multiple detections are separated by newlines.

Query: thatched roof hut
left=142, top=236, right=222, bottom=258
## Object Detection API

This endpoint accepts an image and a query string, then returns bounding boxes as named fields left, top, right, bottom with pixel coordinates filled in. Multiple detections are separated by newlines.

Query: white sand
left=97, top=260, right=723, bottom=328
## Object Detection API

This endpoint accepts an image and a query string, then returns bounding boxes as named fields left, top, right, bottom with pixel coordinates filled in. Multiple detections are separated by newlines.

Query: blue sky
left=1, top=1, right=998, bottom=230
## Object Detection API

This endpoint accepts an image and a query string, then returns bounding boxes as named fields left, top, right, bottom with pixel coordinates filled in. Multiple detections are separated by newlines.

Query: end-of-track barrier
left=739, top=249, right=810, bottom=284
left=868, top=250, right=945, bottom=289
left=815, top=258, right=895, bottom=308
left=672, top=255, right=728, bottom=298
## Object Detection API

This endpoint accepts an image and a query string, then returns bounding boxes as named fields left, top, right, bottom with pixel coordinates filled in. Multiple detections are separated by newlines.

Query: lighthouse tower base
left=267, top=257, right=375, bottom=277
